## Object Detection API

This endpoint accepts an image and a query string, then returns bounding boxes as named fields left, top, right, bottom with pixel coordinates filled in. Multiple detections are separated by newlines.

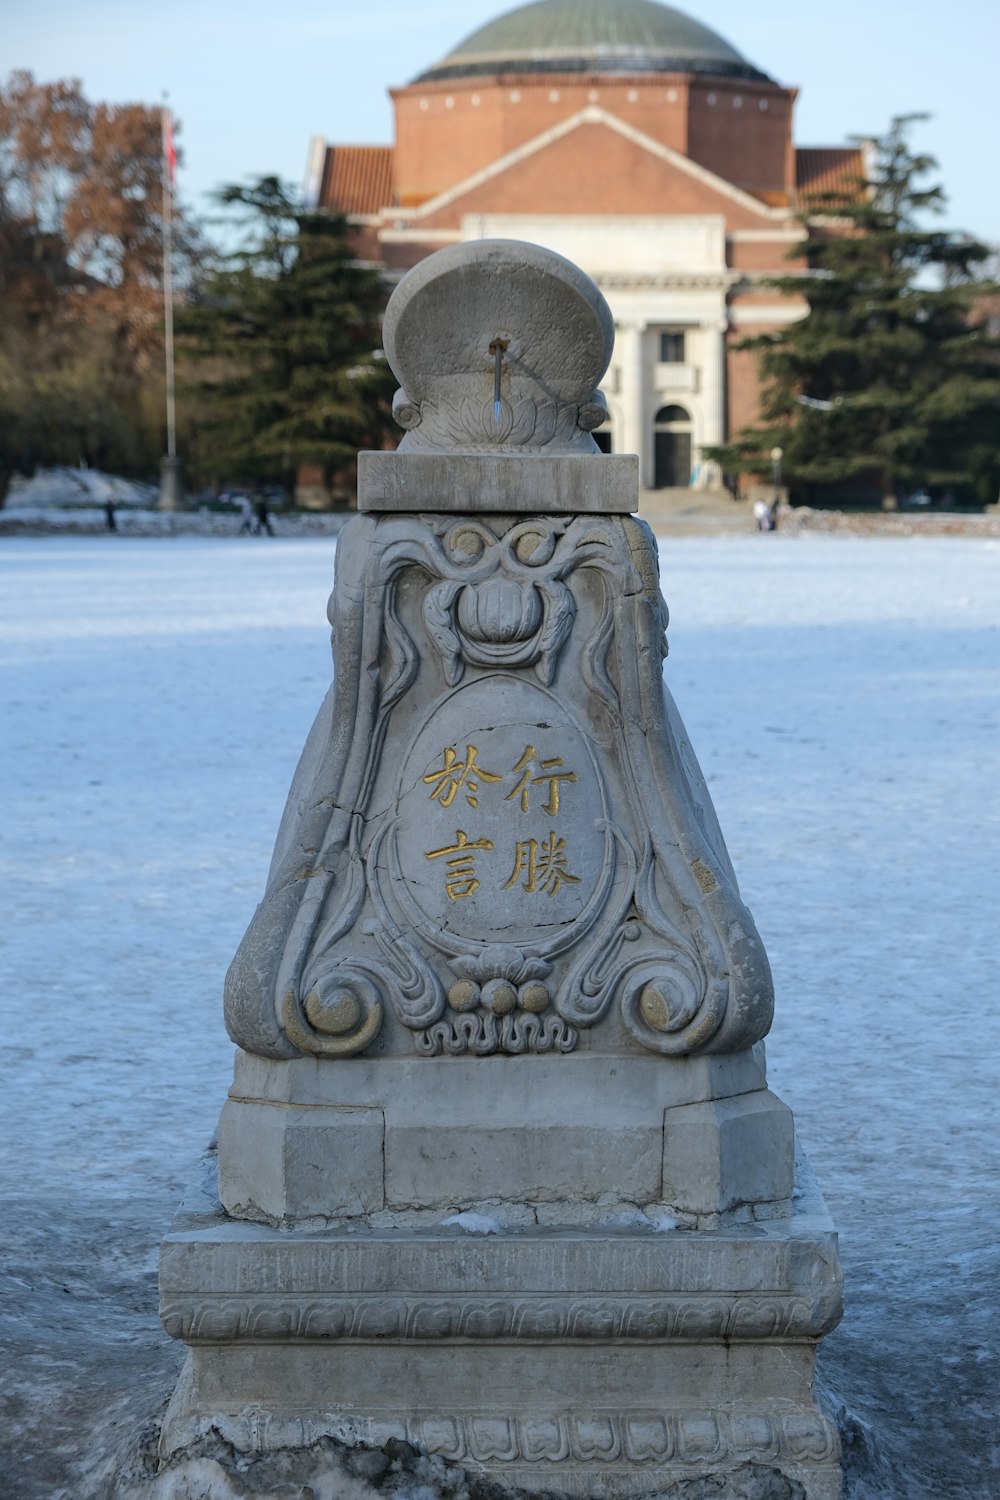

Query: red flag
left=162, top=108, right=177, bottom=188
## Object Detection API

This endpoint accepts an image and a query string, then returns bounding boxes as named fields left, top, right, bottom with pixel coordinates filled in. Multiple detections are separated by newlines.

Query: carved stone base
left=159, top=1152, right=843, bottom=1498
left=217, top=1046, right=794, bottom=1229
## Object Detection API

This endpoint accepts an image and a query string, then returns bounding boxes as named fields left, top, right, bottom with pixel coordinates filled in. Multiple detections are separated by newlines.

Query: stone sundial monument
left=159, top=241, right=843, bottom=1498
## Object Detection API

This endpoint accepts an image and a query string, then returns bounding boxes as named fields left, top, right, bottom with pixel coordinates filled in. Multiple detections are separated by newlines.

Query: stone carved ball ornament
left=384, top=239, right=613, bottom=455
left=223, top=241, right=774, bottom=1063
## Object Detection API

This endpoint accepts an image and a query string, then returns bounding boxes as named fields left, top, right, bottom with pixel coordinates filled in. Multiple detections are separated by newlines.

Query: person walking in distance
left=753, top=498, right=775, bottom=532
left=255, top=494, right=274, bottom=536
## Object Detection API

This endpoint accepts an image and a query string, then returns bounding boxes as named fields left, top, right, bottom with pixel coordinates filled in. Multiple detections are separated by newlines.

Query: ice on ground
left=0, top=534, right=997, bottom=1499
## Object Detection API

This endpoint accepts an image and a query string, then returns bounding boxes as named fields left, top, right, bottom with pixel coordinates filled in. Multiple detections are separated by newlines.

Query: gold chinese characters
left=422, top=740, right=582, bottom=902
left=504, top=746, right=577, bottom=816
left=422, top=745, right=502, bottom=809
left=424, top=830, right=494, bottom=900
left=504, top=834, right=581, bottom=896
left=423, top=742, right=577, bottom=816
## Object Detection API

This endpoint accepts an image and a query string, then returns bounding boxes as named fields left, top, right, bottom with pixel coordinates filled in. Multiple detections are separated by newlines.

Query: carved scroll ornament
left=223, top=511, right=773, bottom=1062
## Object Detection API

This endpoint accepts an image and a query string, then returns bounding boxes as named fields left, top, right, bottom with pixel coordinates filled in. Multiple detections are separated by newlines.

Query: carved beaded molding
left=161, top=1288, right=842, bottom=1345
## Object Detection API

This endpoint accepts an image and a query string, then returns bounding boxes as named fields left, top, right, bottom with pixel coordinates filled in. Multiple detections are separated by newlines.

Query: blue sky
left=8, top=0, right=999, bottom=246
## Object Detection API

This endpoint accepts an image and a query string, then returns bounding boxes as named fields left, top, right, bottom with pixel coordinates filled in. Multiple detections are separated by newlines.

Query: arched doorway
left=653, top=405, right=693, bottom=489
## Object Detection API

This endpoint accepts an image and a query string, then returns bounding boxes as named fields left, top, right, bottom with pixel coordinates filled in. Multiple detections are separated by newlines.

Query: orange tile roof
left=321, top=145, right=395, bottom=217
left=795, top=147, right=866, bottom=204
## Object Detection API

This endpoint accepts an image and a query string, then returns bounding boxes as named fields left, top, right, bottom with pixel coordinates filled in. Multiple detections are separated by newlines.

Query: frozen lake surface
left=0, top=534, right=997, bottom=1498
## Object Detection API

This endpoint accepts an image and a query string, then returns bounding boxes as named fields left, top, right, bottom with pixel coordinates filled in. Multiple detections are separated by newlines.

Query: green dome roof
left=415, top=0, right=769, bottom=84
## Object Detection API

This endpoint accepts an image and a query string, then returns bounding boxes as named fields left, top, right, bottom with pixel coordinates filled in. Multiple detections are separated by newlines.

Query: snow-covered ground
left=5, top=466, right=159, bottom=509
left=0, top=534, right=997, bottom=1499
left=0, top=467, right=351, bottom=538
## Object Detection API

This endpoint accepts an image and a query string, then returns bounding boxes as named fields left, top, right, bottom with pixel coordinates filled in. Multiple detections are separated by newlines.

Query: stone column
left=158, top=240, right=843, bottom=1500
left=616, top=319, right=647, bottom=479
left=696, top=316, right=729, bottom=488
left=701, top=316, right=728, bottom=447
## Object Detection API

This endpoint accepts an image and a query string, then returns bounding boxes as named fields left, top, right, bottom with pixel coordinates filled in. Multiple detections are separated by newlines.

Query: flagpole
left=158, top=96, right=183, bottom=509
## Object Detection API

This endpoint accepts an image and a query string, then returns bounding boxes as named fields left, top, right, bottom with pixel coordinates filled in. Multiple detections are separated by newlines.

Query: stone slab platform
left=357, top=451, right=638, bottom=512
left=217, top=1048, right=796, bottom=1227
left=159, top=1153, right=843, bottom=1497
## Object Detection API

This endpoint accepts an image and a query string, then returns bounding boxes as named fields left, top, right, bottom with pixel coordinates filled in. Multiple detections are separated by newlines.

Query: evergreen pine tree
left=712, top=117, right=1000, bottom=507
left=182, top=177, right=395, bottom=503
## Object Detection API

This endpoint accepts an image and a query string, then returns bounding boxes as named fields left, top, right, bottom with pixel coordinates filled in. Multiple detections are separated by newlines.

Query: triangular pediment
left=394, top=107, right=785, bottom=230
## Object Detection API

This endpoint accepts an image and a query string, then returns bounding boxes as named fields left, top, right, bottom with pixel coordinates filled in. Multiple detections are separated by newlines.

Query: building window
left=593, top=429, right=612, bottom=454
left=659, top=331, right=686, bottom=363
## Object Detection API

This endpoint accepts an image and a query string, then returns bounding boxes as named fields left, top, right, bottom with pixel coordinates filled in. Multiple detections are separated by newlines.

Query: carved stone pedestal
left=159, top=241, right=842, bottom=1498
left=161, top=1151, right=841, bottom=1498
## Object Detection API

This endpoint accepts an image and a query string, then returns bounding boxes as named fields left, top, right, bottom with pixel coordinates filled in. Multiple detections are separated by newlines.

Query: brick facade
left=311, top=0, right=851, bottom=489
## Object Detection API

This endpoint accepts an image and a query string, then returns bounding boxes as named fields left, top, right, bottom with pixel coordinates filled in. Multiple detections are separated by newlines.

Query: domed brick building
left=309, top=0, right=860, bottom=490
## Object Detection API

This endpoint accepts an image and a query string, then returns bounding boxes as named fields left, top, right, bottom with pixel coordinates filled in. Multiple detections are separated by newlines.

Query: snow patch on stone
left=440, top=1211, right=504, bottom=1235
